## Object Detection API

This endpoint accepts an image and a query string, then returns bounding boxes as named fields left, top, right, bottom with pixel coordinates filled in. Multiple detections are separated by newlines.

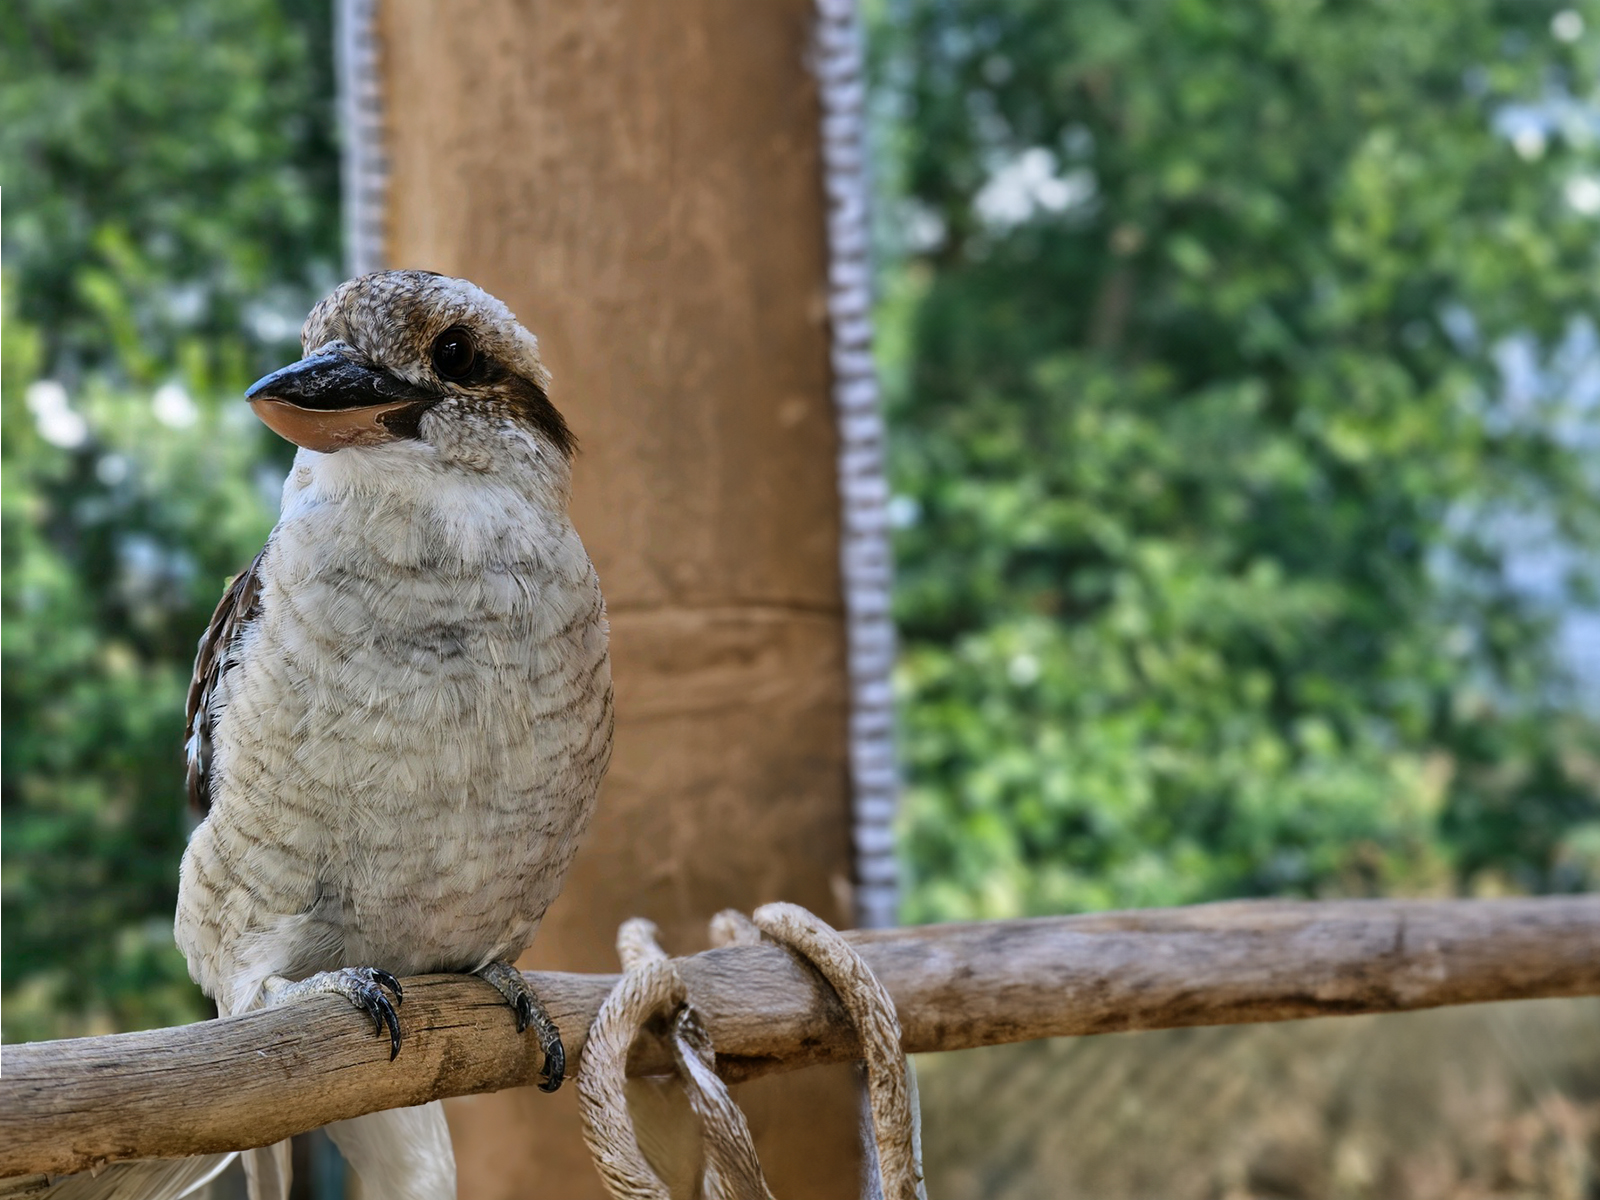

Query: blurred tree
left=8, top=0, right=1600, bottom=1038
left=1, top=0, right=338, bottom=1038
left=874, top=0, right=1600, bottom=920
left=2, top=0, right=339, bottom=376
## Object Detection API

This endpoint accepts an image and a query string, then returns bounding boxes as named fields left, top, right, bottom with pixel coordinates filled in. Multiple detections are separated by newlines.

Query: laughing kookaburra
left=50, top=271, right=614, bottom=1200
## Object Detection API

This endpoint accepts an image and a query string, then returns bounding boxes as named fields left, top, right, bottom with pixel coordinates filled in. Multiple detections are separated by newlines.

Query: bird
left=46, top=271, right=614, bottom=1200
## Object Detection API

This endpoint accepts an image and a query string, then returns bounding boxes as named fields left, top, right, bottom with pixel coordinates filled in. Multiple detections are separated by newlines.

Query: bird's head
left=245, top=270, right=572, bottom=462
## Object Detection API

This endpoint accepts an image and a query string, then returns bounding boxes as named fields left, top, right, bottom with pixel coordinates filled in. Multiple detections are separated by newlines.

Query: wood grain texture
left=5, top=896, right=1597, bottom=1176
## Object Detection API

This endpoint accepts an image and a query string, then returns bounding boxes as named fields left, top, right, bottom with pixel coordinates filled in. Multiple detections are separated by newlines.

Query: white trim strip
left=336, top=0, right=387, bottom=278
left=815, top=0, right=900, bottom=929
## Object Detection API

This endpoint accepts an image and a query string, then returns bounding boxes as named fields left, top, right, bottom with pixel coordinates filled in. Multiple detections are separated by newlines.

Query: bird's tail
left=8, top=1103, right=453, bottom=1200
left=241, top=1144, right=289, bottom=1200
left=323, top=1103, right=456, bottom=1200
left=4, top=1153, right=237, bottom=1200
left=194, top=1103, right=456, bottom=1200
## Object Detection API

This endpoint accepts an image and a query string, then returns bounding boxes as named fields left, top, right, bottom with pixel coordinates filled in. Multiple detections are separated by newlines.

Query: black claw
left=372, top=968, right=404, bottom=1006
left=471, top=962, right=562, bottom=1090
left=378, top=992, right=402, bottom=1060
left=346, top=969, right=403, bottom=1060
left=538, top=1034, right=566, bottom=1093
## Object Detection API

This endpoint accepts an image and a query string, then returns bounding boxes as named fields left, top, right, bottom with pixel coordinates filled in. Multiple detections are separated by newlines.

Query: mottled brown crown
left=302, top=270, right=573, bottom=456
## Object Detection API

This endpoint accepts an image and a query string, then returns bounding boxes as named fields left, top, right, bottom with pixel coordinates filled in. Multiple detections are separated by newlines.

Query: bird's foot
left=278, top=966, right=404, bottom=1061
left=476, top=960, right=565, bottom=1092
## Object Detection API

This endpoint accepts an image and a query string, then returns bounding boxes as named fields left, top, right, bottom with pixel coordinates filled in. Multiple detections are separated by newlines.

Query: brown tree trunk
left=377, top=1, right=862, bottom=1195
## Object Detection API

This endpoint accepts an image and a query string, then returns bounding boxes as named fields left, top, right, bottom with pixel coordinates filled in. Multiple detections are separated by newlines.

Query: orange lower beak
left=248, top=398, right=437, bottom=452
left=245, top=351, right=440, bottom=451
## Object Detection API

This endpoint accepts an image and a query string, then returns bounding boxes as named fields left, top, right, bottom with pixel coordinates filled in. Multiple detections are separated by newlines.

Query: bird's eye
left=431, top=327, right=477, bottom=380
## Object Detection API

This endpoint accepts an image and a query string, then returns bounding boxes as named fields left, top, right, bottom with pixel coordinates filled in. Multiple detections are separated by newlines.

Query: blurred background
left=4, top=0, right=1600, bottom=1195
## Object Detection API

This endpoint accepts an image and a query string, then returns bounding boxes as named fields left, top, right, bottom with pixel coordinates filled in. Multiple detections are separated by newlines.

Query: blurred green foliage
left=2, top=0, right=338, bottom=1039
left=874, top=0, right=1600, bottom=920
left=5, top=0, right=1600, bottom=1041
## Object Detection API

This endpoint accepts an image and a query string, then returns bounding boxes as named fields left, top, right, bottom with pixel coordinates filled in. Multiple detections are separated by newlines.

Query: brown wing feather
left=185, top=549, right=267, bottom=815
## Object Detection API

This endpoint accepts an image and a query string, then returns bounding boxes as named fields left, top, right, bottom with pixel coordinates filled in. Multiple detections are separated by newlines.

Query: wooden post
left=376, top=2, right=862, bottom=1195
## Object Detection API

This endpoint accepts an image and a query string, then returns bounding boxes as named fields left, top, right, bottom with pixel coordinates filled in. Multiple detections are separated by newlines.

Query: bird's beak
left=245, top=352, right=440, bottom=452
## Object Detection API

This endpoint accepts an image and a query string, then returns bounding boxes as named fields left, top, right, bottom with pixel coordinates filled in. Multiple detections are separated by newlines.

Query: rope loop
left=750, top=904, right=926, bottom=1200
left=576, top=907, right=924, bottom=1200
left=578, top=919, right=774, bottom=1200
left=577, top=922, right=688, bottom=1200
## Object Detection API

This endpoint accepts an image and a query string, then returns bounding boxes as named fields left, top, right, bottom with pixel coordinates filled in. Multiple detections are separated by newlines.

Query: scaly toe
left=279, top=966, right=405, bottom=1061
left=474, top=960, right=565, bottom=1091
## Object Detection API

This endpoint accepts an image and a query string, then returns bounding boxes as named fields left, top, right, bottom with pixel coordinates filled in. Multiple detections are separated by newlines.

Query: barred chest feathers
left=176, top=432, right=613, bottom=1015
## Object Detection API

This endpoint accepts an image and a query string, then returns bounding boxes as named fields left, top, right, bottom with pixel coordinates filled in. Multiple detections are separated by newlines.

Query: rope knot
left=576, top=906, right=925, bottom=1200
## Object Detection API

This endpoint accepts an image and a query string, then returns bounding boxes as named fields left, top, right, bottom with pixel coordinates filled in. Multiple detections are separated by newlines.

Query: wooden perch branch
left=4, top=896, right=1597, bottom=1177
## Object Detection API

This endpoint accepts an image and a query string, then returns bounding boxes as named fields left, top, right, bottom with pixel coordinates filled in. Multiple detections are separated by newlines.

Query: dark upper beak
left=245, top=351, right=440, bottom=452
left=246, top=351, right=436, bottom=411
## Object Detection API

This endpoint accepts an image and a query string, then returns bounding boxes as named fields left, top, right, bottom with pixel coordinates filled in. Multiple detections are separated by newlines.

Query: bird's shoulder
left=185, top=547, right=268, bottom=816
